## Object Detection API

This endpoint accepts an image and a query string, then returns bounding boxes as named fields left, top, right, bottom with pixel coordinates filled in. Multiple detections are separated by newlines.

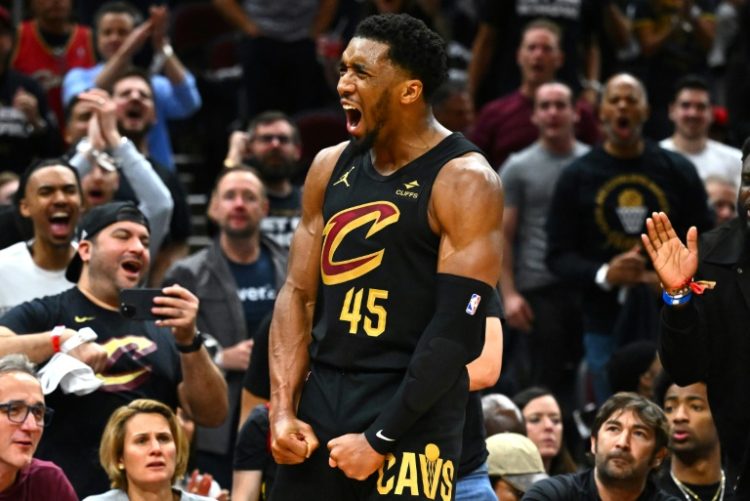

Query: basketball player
left=268, top=13, right=503, bottom=501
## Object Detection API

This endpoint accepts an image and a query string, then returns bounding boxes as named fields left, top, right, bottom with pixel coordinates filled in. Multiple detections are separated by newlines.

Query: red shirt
left=11, top=20, right=95, bottom=126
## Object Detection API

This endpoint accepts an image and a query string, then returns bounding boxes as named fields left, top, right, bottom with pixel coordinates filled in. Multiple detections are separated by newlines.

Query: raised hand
left=641, top=212, right=699, bottom=291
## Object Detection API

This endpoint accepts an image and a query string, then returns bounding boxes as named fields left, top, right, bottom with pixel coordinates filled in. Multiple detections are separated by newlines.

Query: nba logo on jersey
left=465, top=294, right=481, bottom=315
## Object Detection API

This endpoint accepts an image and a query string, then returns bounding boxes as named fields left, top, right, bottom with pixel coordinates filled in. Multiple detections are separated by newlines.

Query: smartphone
left=120, top=288, right=163, bottom=320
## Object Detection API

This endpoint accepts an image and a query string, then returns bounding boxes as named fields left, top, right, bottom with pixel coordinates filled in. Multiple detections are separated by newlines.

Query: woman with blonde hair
left=84, top=399, right=211, bottom=501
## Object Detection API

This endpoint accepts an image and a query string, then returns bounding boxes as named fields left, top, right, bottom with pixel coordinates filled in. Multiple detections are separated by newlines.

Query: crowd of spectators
left=0, top=0, right=745, bottom=500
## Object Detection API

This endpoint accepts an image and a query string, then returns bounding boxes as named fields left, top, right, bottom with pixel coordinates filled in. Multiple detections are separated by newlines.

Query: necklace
left=670, top=470, right=725, bottom=501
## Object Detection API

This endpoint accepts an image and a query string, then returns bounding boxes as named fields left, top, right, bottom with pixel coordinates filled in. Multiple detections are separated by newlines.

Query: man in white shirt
left=0, top=159, right=81, bottom=315
left=660, top=75, right=741, bottom=188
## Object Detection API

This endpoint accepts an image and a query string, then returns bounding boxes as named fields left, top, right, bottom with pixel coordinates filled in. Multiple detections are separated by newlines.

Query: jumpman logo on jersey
left=333, top=166, right=356, bottom=188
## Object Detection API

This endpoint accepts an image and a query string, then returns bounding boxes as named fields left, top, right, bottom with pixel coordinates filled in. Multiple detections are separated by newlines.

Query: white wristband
left=61, top=327, right=98, bottom=354
left=595, top=264, right=613, bottom=291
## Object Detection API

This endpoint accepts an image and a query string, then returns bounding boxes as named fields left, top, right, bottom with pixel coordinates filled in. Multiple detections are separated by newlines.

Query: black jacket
left=660, top=217, right=750, bottom=495
left=523, top=469, right=679, bottom=500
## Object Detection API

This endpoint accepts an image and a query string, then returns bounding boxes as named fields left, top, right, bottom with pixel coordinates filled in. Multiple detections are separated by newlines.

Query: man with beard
left=163, top=167, right=287, bottom=488
left=268, top=13, right=503, bottom=501
left=67, top=68, right=191, bottom=285
left=653, top=377, right=725, bottom=500
left=524, top=392, right=677, bottom=500
left=0, top=159, right=81, bottom=315
left=640, top=138, right=750, bottom=498
left=545, top=73, right=713, bottom=404
left=0, top=201, right=227, bottom=497
left=224, top=111, right=302, bottom=249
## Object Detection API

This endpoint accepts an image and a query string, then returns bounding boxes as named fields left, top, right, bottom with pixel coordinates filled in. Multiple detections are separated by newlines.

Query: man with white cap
left=486, top=432, right=548, bottom=500
left=0, top=201, right=227, bottom=498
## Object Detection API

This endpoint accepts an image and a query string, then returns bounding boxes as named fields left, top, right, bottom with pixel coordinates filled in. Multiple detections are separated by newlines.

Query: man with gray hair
left=0, top=353, right=77, bottom=499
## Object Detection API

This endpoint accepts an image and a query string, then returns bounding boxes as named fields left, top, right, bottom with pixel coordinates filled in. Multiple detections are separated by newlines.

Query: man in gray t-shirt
left=498, top=82, right=589, bottom=395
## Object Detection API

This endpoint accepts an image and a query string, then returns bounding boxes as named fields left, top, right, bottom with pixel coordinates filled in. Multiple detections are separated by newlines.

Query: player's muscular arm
left=335, top=154, right=503, bottom=475
left=269, top=143, right=346, bottom=465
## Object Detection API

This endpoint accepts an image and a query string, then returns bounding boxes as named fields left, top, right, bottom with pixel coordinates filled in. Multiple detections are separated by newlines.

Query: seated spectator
left=11, top=0, right=96, bottom=128
left=0, top=172, right=18, bottom=206
left=705, top=175, right=737, bottom=226
left=524, top=392, right=674, bottom=501
left=606, top=340, right=661, bottom=401
left=512, top=387, right=577, bottom=475
left=0, top=159, right=81, bottom=316
left=481, top=393, right=526, bottom=437
left=653, top=375, right=725, bottom=499
left=0, top=353, right=77, bottom=500
left=0, top=7, right=62, bottom=174
left=63, top=1, right=201, bottom=171
left=84, top=398, right=212, bottom=500
left=485, top=432, right=548, bottom=501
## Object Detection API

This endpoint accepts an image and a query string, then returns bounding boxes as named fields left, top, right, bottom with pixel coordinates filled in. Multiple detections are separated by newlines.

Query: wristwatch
left=176, top=331, right=205, bottom=353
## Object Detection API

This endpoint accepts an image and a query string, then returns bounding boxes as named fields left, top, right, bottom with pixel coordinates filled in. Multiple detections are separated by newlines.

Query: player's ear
left=401, top=79, right=423, bottom=105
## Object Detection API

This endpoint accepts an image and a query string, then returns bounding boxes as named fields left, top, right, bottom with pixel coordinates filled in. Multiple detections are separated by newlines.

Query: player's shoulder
left=306, top=141, right=350, bottom=184
left=438, top=150, right=501, bottom=193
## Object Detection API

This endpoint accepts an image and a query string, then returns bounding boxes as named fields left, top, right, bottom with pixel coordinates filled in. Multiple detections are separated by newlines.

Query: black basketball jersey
left=310, top=133, right=484, bottom=372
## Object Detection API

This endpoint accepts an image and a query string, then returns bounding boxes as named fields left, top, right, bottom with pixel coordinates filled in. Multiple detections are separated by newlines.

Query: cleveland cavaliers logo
left=321, top=202, right=400, bottom=285
left=97, top=335, right=157, bottom=391
left=377, top=443, right=455, bottom=500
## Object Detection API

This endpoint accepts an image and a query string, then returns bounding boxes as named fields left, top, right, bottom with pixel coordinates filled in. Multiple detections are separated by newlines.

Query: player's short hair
left=355, top=13, right=447, bottom=101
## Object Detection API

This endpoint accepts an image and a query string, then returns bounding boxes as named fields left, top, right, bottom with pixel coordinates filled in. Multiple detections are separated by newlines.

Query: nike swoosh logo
left=74, top=315, right=95, bottom=323
left=376, top=429, right=395, bottom=442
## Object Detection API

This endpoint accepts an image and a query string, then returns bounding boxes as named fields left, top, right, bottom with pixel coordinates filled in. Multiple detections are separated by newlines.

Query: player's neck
left=671, top=446, right=722, bottom=485
left=369, top=117, right=449, bottom=176
left=221, top=232, right=261, bottom=265
left=30, top=237, right=75, bottom=271
left=672, top=134, right=707, bottom=155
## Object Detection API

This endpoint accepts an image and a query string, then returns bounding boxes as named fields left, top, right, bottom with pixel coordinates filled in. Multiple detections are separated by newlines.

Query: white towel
left=38, top=353, right=102, bottom=396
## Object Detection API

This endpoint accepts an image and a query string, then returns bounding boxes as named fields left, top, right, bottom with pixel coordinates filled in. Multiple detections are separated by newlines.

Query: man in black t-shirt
left=525, top=392, right=677, bottom=501
left=0, top=201, right=227, bottom=498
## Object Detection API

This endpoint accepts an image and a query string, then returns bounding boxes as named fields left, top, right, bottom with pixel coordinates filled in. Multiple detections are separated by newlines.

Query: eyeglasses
left=254, top=134, right=293, bottom=145
left=0, top=401, right=54, bottom=427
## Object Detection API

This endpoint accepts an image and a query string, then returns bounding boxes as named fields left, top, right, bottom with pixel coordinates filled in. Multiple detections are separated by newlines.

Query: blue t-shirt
left=226, top=247, right=277, bottom=339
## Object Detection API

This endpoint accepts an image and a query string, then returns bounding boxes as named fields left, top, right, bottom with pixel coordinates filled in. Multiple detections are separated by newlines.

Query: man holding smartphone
left=0, top=201, right=228, bottom=498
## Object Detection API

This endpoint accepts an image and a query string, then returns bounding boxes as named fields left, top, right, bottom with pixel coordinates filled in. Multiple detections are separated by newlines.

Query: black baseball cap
left=66, top=201, right=150, bottom=282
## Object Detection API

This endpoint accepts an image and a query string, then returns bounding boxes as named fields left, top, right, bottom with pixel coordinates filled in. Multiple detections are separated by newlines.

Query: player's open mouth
left=342, top=104, right=362, bottom=134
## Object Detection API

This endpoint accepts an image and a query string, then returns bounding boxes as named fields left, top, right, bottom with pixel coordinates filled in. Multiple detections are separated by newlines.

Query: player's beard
left=351, top=89, right=390, bottom=155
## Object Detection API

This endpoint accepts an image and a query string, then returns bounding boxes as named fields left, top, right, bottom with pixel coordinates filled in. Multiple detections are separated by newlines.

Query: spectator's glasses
left=0, top=401, right=54, bottom=427
left=254, top=134, right=293, bottom=145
